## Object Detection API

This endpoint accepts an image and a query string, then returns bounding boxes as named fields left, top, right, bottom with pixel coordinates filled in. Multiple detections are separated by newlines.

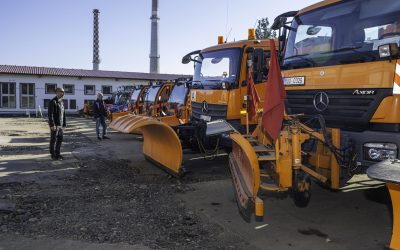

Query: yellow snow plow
left=109, top=81, right=178, bottom=132
left=229, top=115, right=344, bottom=221
left=109, top=32, right=276, bottom=175
left=114, top=115, right=183, bottom=175
left=109, top=85, right=149, bottom=121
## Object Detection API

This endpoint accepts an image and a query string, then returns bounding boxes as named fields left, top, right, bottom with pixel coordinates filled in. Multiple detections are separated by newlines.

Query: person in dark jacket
left=93, top=92, right=110, bottom=141
left=48, top=87, right=66, bottom=160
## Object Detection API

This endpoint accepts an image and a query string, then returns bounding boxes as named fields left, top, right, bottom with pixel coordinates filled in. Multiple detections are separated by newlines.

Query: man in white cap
left=48, top=87, right=66, bottom=160
left=93, top=92, right=110, bottom=141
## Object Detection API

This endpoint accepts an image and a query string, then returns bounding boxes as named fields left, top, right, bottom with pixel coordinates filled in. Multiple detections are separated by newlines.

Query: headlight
left=378, top=43, right=399, bottom=58
left=363, top=143, right=397, bottom=162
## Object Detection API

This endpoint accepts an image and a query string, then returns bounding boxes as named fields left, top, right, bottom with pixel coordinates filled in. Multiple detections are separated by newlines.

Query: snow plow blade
left=110, top=111, right=129, bottom=122
left=109, top=114, right=182, bottom=133
left=229, top=132, right=262, bottom=221
left=110, top=114, right=183, bottom=175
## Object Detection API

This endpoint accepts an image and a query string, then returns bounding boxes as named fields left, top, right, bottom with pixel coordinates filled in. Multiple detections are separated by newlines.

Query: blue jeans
left=96, top=116, right=107, bottom=137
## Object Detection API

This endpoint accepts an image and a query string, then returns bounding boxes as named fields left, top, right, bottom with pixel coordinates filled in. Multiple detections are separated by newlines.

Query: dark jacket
left=48, top=96, right=66, bottom=127
left=93, top=99, right=107, bottom=118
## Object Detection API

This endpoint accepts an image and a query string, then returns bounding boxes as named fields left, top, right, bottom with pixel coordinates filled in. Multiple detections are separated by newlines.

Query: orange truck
left=271, top=0, right=400, bottom=167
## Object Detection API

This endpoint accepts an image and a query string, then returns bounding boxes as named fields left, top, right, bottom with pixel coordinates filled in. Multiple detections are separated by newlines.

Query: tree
left=255, top=18, right=277, bottom=39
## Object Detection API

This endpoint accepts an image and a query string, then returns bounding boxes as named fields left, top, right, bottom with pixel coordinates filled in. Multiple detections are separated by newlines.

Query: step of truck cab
left=252, top=144, right=274, bottom=153
left=257, top=152, right=276, bottom=161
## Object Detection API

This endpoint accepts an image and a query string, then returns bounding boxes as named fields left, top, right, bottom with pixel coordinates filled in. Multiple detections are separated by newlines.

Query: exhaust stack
left=93, top=9, right=100, bottom=71
left=149, top=0, right=160, bottom=74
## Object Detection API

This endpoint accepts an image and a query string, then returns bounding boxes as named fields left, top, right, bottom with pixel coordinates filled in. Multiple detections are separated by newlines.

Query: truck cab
left=273, top=0, right=400, bottom=166
left=186, top=33, right=275, bottom=132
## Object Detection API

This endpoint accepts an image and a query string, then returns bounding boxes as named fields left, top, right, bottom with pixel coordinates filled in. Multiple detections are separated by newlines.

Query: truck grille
left=192, top=102, right=227, bottom=121
left=285, top=89, right=392, bottom=131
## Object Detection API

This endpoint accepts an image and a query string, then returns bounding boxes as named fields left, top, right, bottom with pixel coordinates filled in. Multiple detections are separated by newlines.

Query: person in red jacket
left=48, top=87, right=66, bottom=160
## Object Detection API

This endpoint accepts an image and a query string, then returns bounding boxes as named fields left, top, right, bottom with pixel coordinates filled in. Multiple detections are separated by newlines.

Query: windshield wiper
left=284, top=54, right=316, bottom=67
left=322, top=46, right=362, bottom=54
left=322, top=45, right=376, bottom=62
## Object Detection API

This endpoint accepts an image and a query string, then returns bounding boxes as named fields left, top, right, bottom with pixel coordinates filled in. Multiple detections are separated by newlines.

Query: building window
left=0, top=82, right=16, bottom=108
left=62, top=99, right=68, bottom=110
left=84, top=85, right=95, bottom=95
left=20, top=83, right=35, bottom=109
left=102, top=85, right=112, bottom=95
left=63, top=84, right=75, bottom=95
left=45, top=83, right=57, bottom=94
left=70, top=99, right=77, bottom=110
left=84, top=99, right=95, bottom=106
left=44, top=99, right=50, bottom=109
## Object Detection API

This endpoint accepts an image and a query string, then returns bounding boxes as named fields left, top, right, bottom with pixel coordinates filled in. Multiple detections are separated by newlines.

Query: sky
left=0, top=0, right=321, bottom=75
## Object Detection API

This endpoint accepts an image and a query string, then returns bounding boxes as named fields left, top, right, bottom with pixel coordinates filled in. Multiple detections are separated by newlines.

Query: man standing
left=48, top=87, right=66, bottom=160
left=93, top=92, right=110, bottom=141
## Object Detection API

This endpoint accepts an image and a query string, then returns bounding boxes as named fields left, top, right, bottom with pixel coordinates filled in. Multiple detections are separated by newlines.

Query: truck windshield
left=131, top=89, right=141, bottom=103
left=115, top=93, right=130, bottom=105
left=283, top=0, right=400, bottom=69
left=146, top=86, right=160, bottom=103
left=168, top=84, right=187, bottom=106
left=193, top=48, right=240, bottom=88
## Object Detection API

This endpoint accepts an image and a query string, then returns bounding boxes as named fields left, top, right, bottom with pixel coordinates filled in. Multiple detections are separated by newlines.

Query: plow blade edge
left=109, top=114, right=181, bottom=133
left=229, top=132, right=262, bottom=221
left=139, top=120, right=183, bottom=175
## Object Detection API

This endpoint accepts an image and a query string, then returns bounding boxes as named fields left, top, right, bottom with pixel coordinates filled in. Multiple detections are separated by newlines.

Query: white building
left=0, top=65, right=188, bottom=115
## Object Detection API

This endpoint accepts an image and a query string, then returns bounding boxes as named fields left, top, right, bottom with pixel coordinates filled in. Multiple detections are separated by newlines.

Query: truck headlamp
left=378, top=43, right=398, bottom=58
left=363, top=143, right=397, bottom=162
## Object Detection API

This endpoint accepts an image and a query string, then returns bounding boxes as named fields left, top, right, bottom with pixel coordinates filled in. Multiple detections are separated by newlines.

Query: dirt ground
left=0, top=117, right=394, bottom=250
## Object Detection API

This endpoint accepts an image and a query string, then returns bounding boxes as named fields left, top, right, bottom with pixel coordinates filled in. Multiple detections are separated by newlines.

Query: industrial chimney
left=149, top=0, right=160, bottom=74
left=92, top=9, right=100, bottom=71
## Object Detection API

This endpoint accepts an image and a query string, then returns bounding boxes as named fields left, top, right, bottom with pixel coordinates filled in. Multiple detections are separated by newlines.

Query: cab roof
left=298, top=0, right=342, bottom=15
left=202, top=39, right=277, bottom=53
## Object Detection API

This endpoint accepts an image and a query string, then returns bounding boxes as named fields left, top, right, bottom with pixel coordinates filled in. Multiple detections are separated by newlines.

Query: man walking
left=93, top=92, right=110, bottom=141
left=48, top=87, right=66, bottom=160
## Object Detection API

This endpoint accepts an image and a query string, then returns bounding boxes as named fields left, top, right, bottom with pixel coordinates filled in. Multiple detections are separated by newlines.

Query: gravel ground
left=0, top=117, right=251, bottom=249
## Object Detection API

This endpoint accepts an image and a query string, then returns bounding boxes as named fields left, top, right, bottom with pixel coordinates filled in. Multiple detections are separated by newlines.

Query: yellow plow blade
left=229, top=132, right=262, bottom=221
left=109, top=114, right=144, bottom=133
left=157, top=116, right=181, bottom=126
left=110, top=115, right=183, bottom=175
left=110, top=111, right=129, bottom=122
left=110, top=114, right=183, bottom=133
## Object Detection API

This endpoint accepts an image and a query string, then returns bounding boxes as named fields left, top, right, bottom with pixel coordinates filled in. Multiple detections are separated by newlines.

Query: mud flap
left=229, top=132, right=262, bottom=221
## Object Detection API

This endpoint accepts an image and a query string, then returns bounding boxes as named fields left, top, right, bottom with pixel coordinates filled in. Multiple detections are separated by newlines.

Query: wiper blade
left=322, top=45, right=376, bottom=62
left=322, top=46, right=362, bottom=54
left=284, top=54, right=316, bottom=67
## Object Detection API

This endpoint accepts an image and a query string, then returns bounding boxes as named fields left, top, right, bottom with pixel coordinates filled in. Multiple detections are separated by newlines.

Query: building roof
left=0, top=65, right=190, bottom=81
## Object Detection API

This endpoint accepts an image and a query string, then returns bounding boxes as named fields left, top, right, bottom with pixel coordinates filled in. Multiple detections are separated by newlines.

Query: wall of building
left=0, top=74, right=148, bottom=114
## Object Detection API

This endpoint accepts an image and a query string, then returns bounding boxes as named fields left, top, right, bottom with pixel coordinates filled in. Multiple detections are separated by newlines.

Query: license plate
left=283, top=76, right=305, bottom=86
left=200, top=115, right=211, bottom=122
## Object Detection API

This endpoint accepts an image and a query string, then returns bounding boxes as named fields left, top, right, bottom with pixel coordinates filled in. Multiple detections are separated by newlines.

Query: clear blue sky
left=0, top=0, right=320, bottom=75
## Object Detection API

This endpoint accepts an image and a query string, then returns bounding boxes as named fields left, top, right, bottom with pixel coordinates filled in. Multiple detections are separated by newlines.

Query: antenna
left=225, top=28, right=232, bottom=43
left=224, top=0, right=232, bottom=43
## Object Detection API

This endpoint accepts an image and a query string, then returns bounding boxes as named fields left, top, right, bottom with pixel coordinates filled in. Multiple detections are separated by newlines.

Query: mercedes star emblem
left=201, top=101, right=209, bottom=114
left=313, top=92, right=329, bottom=112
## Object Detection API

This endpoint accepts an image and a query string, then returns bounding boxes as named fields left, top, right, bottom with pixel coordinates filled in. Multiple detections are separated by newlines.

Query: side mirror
left=182, top=55, right=191, bottom=64
left=306, top=26, right=321, bottom=36
left=253, top=48, right=265, bottom=83
left=271, top=16, right=287, bottom=30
